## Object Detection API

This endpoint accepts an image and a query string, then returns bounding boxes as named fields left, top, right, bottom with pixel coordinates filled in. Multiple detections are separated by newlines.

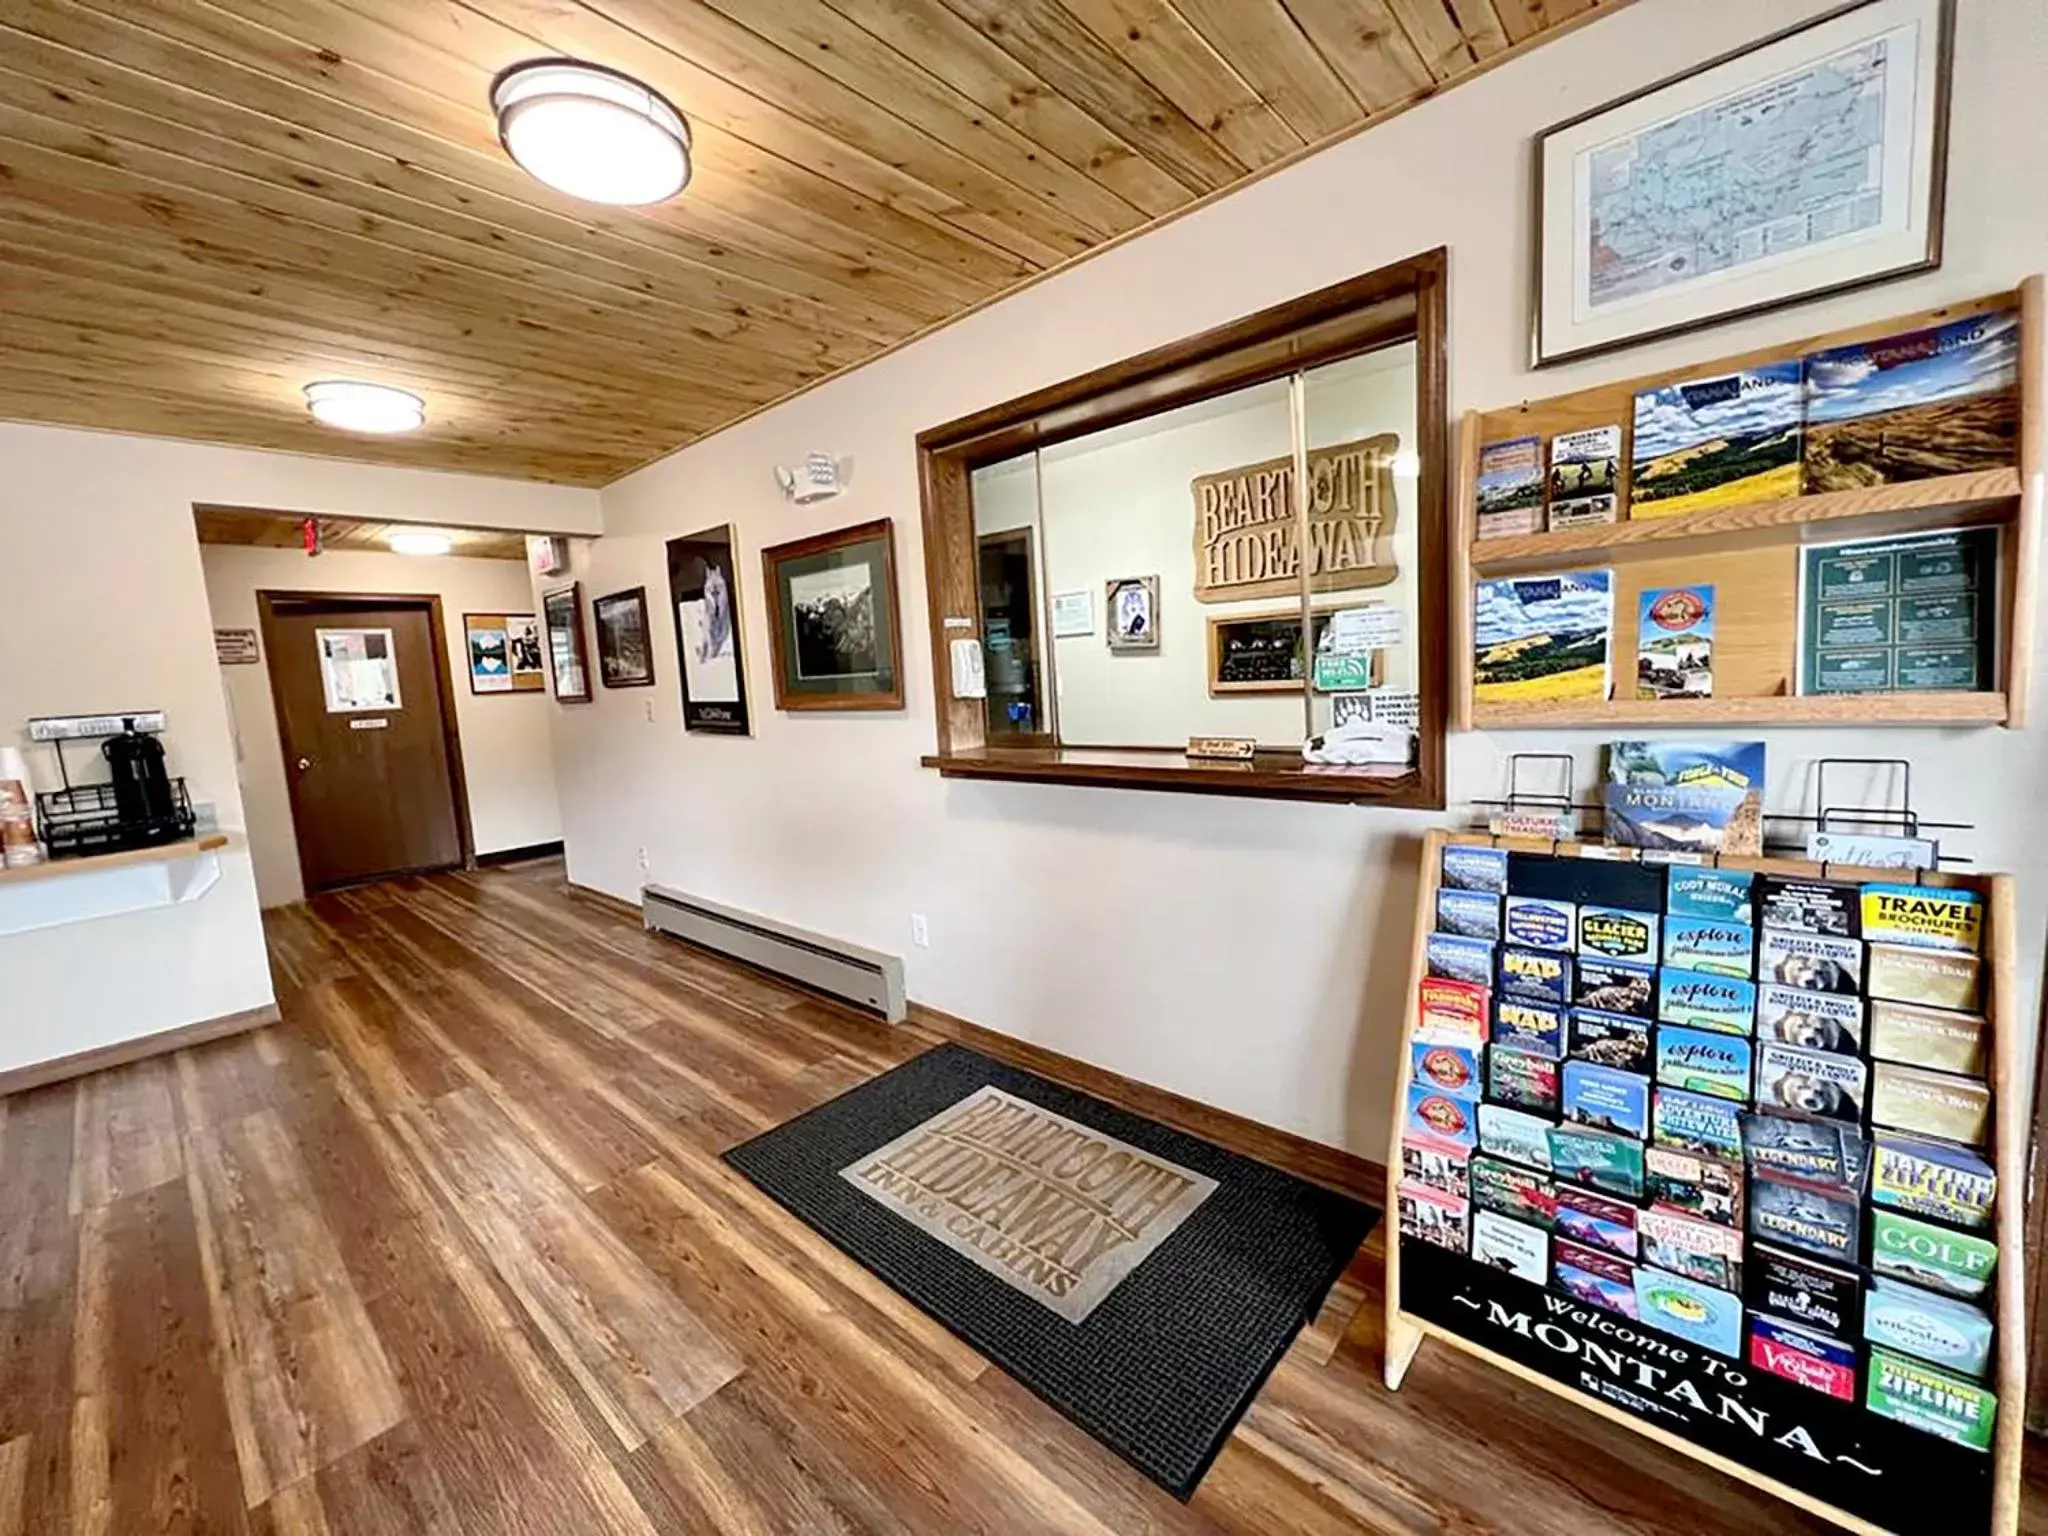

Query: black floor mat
left=723, top=1043, right=1379, bottom=1499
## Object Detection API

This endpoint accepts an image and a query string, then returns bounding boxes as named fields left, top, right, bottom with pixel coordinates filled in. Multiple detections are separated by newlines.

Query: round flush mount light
left=492, top=59, right=692, bottom=206
left=388, top=530, right=454, bottom=557
left=304, top=380, right=426, bottom=435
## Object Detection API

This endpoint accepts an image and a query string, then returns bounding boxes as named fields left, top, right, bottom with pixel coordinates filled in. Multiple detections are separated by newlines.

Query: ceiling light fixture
left=304, top=380, right=426, bottom=435
left=388, top=530, right=454, bottom=557
left=492, top=59, right=691, bottom=206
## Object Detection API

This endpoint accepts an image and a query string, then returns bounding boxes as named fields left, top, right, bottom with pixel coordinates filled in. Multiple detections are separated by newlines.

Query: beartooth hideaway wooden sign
left=1191, top=433, right=1402, bottom=603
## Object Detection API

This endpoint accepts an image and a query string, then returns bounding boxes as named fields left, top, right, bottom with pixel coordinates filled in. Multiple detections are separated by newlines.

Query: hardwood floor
left=1, top=859, right=2039, bottom=1533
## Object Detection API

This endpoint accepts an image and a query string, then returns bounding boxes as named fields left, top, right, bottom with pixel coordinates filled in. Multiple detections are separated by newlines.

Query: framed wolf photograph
left=761, top=518, right=904, bottom=711
left=666, top=525, right=751, bottom=734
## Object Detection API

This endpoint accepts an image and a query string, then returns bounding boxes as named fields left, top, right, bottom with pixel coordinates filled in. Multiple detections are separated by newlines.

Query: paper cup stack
left=0, top=746, right=43, bottom=867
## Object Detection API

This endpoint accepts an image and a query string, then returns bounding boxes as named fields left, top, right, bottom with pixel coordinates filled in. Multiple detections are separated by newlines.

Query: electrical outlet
left=910, top=913, right=930, bottom=948
left=643, top=699, right=656, bottom=724
left=637, top=847, right=651, bottom=874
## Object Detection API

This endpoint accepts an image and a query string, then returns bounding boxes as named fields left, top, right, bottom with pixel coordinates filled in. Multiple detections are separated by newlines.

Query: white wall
left=0, top=422, right=597, bottom=1076
left=201, top=544, right=565, bottom=907
left=564, top=0, right=2048, bottom=1159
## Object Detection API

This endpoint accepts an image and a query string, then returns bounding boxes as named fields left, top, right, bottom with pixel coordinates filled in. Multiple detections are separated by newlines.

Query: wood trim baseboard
left=908, top=1002, right=1386, bottom=1207
left=477, top=840, right=567, bottom=866
left=0, top=1003, right=280, bottom=1098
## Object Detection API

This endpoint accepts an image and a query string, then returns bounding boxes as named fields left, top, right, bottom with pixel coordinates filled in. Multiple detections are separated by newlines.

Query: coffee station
left=0, top=711, right=229, bottom=939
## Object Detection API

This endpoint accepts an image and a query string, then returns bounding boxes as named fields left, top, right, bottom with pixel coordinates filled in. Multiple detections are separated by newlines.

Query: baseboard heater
left=642, top=884, right=907, bottom=1023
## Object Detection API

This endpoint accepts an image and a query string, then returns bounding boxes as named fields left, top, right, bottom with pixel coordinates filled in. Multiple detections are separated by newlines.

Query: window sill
left=920, top=747, right=1441, bottom=807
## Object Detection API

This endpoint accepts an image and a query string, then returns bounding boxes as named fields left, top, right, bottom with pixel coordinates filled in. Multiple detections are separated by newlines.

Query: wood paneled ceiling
left=0, top=0, right=1619, bottom=487
left=195, top=504, right=530, bottom=559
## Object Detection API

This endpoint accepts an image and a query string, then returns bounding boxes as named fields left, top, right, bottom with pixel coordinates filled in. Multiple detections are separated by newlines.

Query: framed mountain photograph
left=593, top=586, right=655, bottom=689
left=761, top=518, right=904, bottom=711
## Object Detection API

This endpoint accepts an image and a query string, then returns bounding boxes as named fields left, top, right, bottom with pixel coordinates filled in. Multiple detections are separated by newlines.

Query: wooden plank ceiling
left=194, top=504, right=530, bottom=559
left=0, top=0, right=1619, bottom=487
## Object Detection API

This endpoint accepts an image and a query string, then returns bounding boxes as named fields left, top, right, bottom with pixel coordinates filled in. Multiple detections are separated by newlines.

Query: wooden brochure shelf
left=1384, top=831, right=2025, bottom=1536
left=1451, top=279, right=2044, bottom=730
left=1469, top=467, right=2023, bottom=575
left=1472, top=690, right=2009, bottom=731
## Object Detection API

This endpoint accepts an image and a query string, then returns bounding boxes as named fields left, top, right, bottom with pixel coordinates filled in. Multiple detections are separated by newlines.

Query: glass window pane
left=970, top=452, right=1049, bottom=738
left=1300, top=340, right=1422, bottom=751
left=1036, top=376, right=1299, bottom=748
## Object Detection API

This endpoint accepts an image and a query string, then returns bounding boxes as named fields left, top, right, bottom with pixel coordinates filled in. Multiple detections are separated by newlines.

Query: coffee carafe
left=102, top=721, right=175, bottom=826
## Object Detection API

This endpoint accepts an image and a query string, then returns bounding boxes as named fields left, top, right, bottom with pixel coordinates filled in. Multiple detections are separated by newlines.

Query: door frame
left=255, top=589, right=476, bottom=895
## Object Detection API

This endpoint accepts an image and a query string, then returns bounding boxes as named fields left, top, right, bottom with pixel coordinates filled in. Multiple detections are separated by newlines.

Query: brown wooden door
left=261, top=596, right=465, bottom=892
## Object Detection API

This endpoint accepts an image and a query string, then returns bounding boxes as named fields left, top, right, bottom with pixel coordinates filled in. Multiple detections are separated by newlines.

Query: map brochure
left=1630, top=362, right=1803, bottom=518
left=1797, top=528, right=1999, bottom=695
left=1635, top=586, right=1714, bottom=700
left=1802, top=310, right=2021, bottom=491
left=1472, top=570, right=1612, bottom=705
left=1601, top=740, right=1765, bottom=857
left=1476, top=435, right=1544, bottom=540
left=1547, top=425, right=1620, bottom=529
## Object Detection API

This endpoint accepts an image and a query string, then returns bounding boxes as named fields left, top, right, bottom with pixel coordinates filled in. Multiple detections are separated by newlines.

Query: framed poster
left=667, top=525, right=751, bottom=734
left=1533, top=0, right=1953, bottom=366
left=593, top=587, right=656, bottom=689
left=465, top=612, right=545, bottom=695
left=315, top=628, right=400, bottom=712
left=1105, top=576, right=1160, bottom=652
left=761, top=518, right=904, bottom=711
left=541, top=584, right=592, bottom=703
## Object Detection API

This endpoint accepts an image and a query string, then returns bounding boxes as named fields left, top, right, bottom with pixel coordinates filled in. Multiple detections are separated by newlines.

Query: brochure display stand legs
left=1383, top=830, right=2023, bottom=1536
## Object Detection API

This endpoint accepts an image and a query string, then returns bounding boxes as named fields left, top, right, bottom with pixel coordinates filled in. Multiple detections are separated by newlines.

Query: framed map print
left=1533, top=0, right=1952, bottom=367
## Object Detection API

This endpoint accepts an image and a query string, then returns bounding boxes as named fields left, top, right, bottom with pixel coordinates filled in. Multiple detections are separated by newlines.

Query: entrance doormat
left=723, top=1043, right=1379, bottom=1498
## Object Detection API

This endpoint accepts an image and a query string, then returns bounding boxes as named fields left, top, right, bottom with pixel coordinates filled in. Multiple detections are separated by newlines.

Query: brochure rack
left=1383, top=830, right=2025, bottom=1536
left=1451, top=278, right=2044, bottom=730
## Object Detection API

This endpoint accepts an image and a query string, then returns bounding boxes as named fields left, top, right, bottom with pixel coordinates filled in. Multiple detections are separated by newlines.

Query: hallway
left=0, top=862, right=1988, bottom=1532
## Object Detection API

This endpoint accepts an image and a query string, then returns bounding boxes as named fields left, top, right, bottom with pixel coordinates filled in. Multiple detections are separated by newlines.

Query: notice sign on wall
left=841, top=1087, right=1217, bottom=1323
left=1192, top=433, right=1401, bottom=603
left=214, top=628, right=261, bottom=665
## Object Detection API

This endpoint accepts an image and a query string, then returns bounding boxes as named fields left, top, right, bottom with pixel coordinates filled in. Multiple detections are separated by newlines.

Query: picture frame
left=592, top=587, right=656, bottom=689
left=1105, top=576, right=1160, bottom=652
left=541, top=583, right=592, bottom=703
left=667, top=525, right=752, bottom=734
left=1532, top=0, right=1953, bottom=367
left=761, top=518, right=904, bottom=711
left=463, top=612, right=545, bottom=695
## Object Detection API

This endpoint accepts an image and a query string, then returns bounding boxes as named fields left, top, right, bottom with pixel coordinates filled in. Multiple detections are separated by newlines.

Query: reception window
left=919, top=251, right=1447, bottom=807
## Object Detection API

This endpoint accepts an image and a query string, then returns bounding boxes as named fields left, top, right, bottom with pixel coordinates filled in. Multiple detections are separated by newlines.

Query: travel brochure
left=1471, top=570, right=1612, bottom=704
left=1601, top=740, right=1765, bottom=858
left=1630, top=362, right=1804, bottom=518
left=1635, top=586, right=1713, bottom=700
left=1404, top=841, right=2003, bottom=1453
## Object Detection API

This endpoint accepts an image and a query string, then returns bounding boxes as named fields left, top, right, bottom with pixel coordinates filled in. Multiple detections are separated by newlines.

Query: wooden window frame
left=915, top=249, right=1449, bottom=808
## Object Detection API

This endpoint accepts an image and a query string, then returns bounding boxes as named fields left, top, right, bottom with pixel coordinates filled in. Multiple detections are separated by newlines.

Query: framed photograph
left=1533, top=0, right=1953, bottom=367
left=541, top=583, right=592, bottom=703
left=1105, top=576, right=1160, bottom=652
left=463, top=612, right=545, bottom=695
left=593, top=587, right=656, bottom=689
left=667, top=525, right=751, bottom=734
left=761, top=518, right=904, bottom=711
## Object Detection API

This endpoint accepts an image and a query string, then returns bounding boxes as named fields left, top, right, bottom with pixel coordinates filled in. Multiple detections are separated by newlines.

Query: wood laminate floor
left=2, top=860, right=2042, bottom=1534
